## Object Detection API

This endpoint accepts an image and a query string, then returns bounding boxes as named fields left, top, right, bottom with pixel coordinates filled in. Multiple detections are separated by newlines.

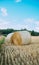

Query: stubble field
left=0, top=36, right=39, bottom=65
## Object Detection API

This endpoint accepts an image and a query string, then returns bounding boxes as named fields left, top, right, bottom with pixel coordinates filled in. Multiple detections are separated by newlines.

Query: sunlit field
left=31, top=36, right=39, bottom=44
left=0, top=36, right=39, bottom=65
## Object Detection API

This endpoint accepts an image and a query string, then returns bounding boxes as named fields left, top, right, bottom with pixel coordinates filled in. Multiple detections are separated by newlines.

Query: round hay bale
left=5, top=33, right=14, bottom=43
left=5, top=31, right=31, bottom=46
left=11, top=32, right=22, bottom=45
left=11, top=31, right=31, bottom=45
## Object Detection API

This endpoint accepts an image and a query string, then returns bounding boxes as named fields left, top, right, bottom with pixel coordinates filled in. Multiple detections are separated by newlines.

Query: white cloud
left=0, top=18, right=39, bottom=32
left=1, top=8, right=8, bottom=16
left=24, top=18, right=39, bottom=32
left=0, top=19, right=10, bottom=29
left=35, top=21, right=39, bottom=26
left=34, top=27, right=39, bottom=32
left=0, top=19, right=29, bottom=30
left=24, top=18, right=34, bottom=22
left=15, top=0, right=22, bottom=3
left=34, top=21, right=39, bottom=32
left=13, top=24, right=28, bottom=30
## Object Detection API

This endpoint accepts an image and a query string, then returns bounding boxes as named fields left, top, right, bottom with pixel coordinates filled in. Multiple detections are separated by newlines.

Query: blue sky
left=0, top=0, right=39, bottom=32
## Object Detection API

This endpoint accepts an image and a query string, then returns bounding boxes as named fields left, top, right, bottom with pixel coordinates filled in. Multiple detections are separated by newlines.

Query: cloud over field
left=0, top=18, right=39, bottom=32
left=15, top=0, right=22, bottom=2
left=1, top=8, right=8, bottom=16
left=24, top=18, right=39, bottom=32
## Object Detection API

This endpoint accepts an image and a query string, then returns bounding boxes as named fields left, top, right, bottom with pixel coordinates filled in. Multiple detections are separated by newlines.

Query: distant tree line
left=31, top=30, right=39, bottom=36
left=0, top=29, right=39, bottom=36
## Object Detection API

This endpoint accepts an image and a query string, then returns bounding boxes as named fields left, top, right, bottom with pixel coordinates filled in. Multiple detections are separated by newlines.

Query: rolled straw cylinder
left=5, top=31, right=31, bottom=45
left=5, top=33, right=14, bottom=43
left=11, top=31, right=31, bottom=45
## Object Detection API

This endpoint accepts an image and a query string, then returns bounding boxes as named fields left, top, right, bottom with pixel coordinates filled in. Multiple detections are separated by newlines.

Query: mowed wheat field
left=0, top=36, right=39, bottom=65
left=31, top=36, right=39, bottom=44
